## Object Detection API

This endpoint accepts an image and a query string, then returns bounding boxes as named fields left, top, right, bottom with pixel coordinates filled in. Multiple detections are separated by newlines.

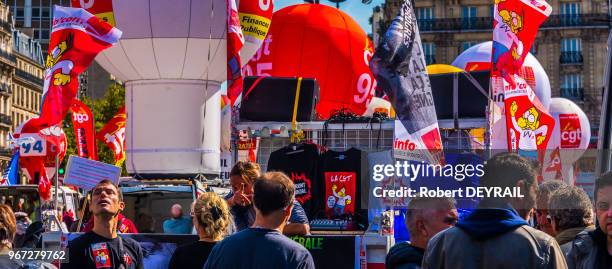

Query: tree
left=62, top=83, right=126, bottom=174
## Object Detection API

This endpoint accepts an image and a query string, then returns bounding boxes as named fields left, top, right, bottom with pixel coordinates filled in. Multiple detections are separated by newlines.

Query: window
left=416, top=7, right=434, bottom=31
left=32, top=7, right=40, bottom=18
left=462, top=6, right=478, bottom=29
left=423, top=42, right=436, bottom=64
left=462, top=41, right=477, bottom=52
left=462, top=6, right=477, bottom=19
left=42, top=7, right=50, bottom=18
left=561, top=73, right=583, bottom=100
left=561, top=2, right=580, bottom=26
left=561, top=2, right=580, bottom=16
left=562, top=38, right=582, bottom=52
left=416, top=7, right=434, bottom=20
left=15, top=8, right=24, bottom=19
left=561, top=38, right=583, bottom=64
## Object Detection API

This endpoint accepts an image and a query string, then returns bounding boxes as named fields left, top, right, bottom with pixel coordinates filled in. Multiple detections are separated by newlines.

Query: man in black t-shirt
left=65, top=180, right=143, bottom=269
left=205, top=172, right=315, bottom=269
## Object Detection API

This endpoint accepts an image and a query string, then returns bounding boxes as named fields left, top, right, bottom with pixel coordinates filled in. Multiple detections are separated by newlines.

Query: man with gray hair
left=548, top=186, right=595, bottom=254
left=385, top=196, right=458, bottom=269
left=536, top=180, right=568, bottom=236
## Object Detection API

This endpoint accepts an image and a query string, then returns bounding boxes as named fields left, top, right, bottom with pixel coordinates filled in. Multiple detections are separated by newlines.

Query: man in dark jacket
left=566, top=172, right=612, bottom=268
left=423, top=153, right=567, bottom=269
left=548, top=186, right=594, bottom=255
left=385, top=197, right=457, bottom=269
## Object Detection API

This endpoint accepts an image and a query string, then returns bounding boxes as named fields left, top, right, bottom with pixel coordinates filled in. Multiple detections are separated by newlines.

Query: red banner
left=25, top=6, right=121, bottom=134
left=227, top=0, right=244, bottom=105
left=96, top=106, right=126, bottom=165
left=71, top=0, right=116, bottom=26
left=229, top=0, right=274, bottom=105
left=492, top=0, right=554, bottom=156
left=70, top=99, right=98, bottom=160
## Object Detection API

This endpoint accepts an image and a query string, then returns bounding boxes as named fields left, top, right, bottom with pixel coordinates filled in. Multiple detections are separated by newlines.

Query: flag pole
left=54, top=153, right=59, bottom=216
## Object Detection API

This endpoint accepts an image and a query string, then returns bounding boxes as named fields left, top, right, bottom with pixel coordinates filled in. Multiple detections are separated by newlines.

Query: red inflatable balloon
left=244, top=4, right=376, bottom=118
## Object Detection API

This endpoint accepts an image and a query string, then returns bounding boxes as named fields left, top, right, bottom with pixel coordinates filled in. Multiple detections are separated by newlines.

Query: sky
left=274, top=0, right=386, bottom=34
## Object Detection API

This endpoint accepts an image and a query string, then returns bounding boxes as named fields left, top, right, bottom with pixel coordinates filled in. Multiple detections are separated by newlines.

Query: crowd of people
left=0, top=153, right=611, bottom=268
left=387, top=153, right=612, bottom=269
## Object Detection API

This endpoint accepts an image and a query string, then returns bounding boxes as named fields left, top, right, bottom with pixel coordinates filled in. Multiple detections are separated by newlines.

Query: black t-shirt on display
left=65, top=232, right=143, bottom=269
left=168, top=240, right=216, bottom=269
left=319, top=148, right=368, bottom=229
left=267, top=143, right=320, bottom=218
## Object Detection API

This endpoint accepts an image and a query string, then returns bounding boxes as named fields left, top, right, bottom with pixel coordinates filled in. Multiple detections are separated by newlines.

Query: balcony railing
left=0, top=114, right=12, bottom=126
left=15, top=69, right=43, bottom=86
left=543, top=14, right=610, bottom=28
left=561, top=88, right=584, bottom=101
left=560, top=52, right=584, bottom=64
left=417, top=14, right=610, bottom=32
left=418, top=17, right=492, bottom=32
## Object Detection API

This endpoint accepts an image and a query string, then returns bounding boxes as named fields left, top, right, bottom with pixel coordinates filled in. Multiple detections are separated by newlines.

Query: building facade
left=6, top=0, right=67, bottom=50
left=0, top=2, right=14, bottom=165
left=0, top=0, right=43, bottom=169
left=12, top=29, right=43, bottom=131
left=373, top=0, right=610, bottom=141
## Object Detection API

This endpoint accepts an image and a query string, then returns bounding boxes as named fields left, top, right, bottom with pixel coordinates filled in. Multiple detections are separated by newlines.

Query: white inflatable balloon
left=453, top=41, right=552, bottom=150
left=542, top=98, right=591, bottom=184
left=94, top=0, right=225, bottom=177
left=452, top=41, right=551, bottom=109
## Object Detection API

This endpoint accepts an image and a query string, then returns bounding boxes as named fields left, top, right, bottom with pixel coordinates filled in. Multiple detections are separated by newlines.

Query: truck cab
left=118, top=178, right=209, bottom=233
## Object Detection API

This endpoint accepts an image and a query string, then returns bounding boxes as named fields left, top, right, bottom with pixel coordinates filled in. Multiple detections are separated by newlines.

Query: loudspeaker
left=429, top=71, right=490, bottom=119
left=240, top=76, right=319, bottom=122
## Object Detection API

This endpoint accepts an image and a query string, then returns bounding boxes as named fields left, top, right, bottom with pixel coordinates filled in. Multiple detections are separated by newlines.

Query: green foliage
left=62, top=83, right=127, bottom=175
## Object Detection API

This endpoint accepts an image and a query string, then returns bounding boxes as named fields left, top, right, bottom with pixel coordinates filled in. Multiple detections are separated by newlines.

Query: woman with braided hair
left=168, top=192, right=231, bottom=269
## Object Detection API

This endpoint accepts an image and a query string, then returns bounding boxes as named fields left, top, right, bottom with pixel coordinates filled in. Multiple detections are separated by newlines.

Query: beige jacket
left=422, top=225, right=568, bottom=269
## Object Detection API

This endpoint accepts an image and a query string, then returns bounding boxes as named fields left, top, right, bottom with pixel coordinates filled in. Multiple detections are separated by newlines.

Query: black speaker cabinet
left=240, top=76, right=319, bottom=122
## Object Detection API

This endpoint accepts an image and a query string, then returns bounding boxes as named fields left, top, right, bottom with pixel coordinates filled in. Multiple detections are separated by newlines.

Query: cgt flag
left=28, top=6, right=121, bottom=132
left=370, top=0, right=443, bottom=165
left=97, top=106, right=126, bottom=166
left=70, top=99, right=97, bottom=160
left=491, top=0, right=554, bottom=157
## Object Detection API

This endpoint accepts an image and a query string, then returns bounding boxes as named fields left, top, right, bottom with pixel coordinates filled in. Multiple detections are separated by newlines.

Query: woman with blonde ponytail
left=168, top=192, right=231, bottom=269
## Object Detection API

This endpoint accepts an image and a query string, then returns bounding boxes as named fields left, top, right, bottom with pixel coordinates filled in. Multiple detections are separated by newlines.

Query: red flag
left=491, top=0, right=554, bottom=156
left=30, top=6, right=121, bottom=132
left=70, top=99, right=98, bottom=160
left=544, top=147, right=563, bottom=179
left=227, top=0, right=244, bottom=105
left=70, top=0, right=116, bottom=26
left=96, top=106, right=126, bottom=165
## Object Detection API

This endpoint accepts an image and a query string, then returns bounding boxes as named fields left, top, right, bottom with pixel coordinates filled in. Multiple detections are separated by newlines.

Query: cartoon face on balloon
left=13, top=121, right=67, bottom=182
left=39, top=126, right=67, bottom=167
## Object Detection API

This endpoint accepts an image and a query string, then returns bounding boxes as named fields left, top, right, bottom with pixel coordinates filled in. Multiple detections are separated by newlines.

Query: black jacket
left=385, top=242, right=424, bottom=269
